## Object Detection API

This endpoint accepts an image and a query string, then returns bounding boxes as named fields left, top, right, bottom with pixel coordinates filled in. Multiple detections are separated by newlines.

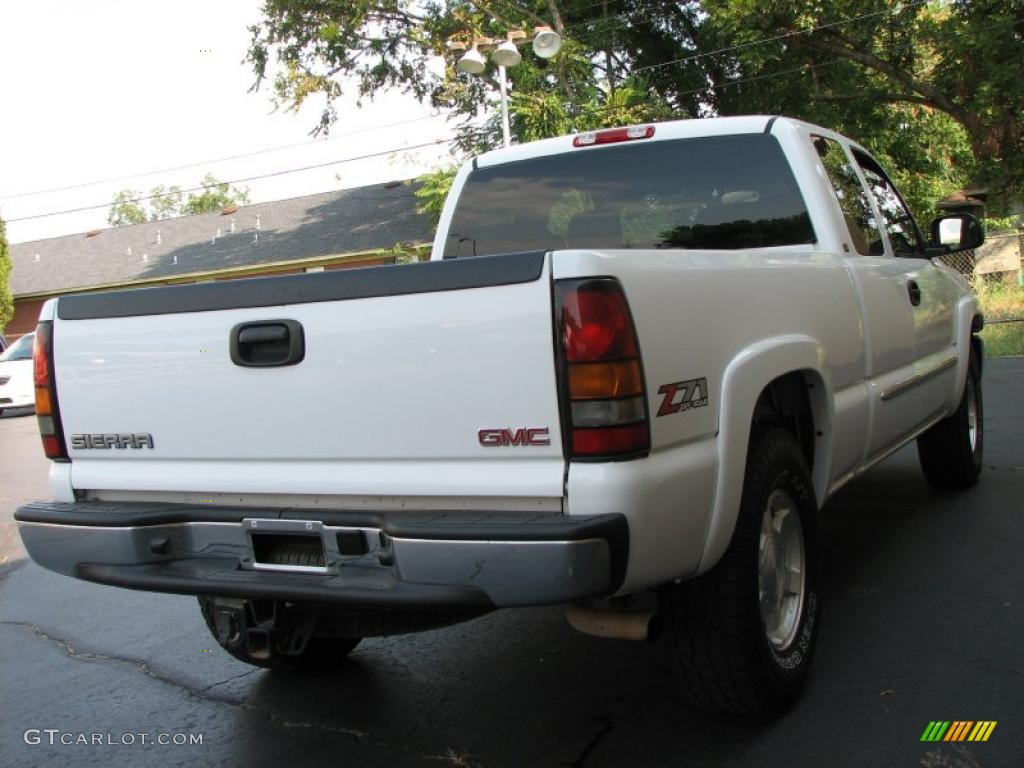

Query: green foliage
left=980, top=322, right=1024, bottom=357
left=108, top=175, right=251, bottom=226
left=108, top=189, right=148, bottom=227
left=0, top=214, right=13, bottom=332
left=413, top=166, right=459, bottom=227
left=975, top=281, right=1024, bottom=357
left=984, top=216, right=1023, bottom=233
left=381, top=241, right=428, bottom=263
left=696, top=0, right=1022, bottom=212
left=180, top=174, right=251, bottom=216
left=247, top=1, right=1023, bottom=214
left=149, top=185, right=184, bottom=221
left=548, top=190, right=593, bottom=237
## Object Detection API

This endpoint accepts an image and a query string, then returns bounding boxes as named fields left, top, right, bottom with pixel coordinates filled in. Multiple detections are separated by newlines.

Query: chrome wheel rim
left=966, top=378, right=979, bottom=453
left=758, top=489, right=806, bottom=651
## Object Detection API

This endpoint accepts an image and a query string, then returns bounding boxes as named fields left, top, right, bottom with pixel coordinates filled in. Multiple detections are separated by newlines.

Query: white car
left=0, top=332, right=35, bottom=416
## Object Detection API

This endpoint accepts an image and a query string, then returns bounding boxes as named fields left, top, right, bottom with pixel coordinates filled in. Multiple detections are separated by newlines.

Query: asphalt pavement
left=1, top=360, right=1022, bottom=768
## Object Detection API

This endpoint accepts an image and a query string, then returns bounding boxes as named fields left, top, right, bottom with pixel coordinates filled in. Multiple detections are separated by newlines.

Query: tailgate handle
left=230, top=320, right=305, bottom=367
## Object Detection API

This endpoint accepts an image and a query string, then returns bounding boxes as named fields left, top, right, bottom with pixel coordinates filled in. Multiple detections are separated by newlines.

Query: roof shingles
left=10, top=182, right=433, bottom=297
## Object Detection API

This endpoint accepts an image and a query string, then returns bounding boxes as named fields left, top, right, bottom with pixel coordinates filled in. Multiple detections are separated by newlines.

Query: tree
left=107, top=175, right=251, bottom=226
left=413, top=166, right=458, bottom=226
left=0, top=214, right=13, bottom=333
left=626, top=0, right=1020, bottom=213
left=247, top=1, right=672, bottom=154
left=181, top=174, right=251, bottom=215
left=248, top=1, right=1022, bottom=214
left=149, top=184, right=184, bottom=221
left=107, top=189, right=148, bottom=227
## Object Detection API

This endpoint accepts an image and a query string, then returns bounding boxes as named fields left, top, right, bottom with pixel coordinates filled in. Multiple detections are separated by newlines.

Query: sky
left=0, top=0, right=455, bottom=244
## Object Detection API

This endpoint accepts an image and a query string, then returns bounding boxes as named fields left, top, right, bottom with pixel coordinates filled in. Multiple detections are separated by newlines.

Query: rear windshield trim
left=56, top=251, right=546, bottom=320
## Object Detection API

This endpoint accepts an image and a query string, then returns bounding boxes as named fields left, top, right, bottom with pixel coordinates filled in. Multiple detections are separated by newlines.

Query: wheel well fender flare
left=954, top=295, right=983, bottom=407
left=695, top=334, right=833, bottom=575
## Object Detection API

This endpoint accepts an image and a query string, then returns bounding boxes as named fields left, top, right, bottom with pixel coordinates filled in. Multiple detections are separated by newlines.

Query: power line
left=581, top=58, right=846, bottom=120
left=7, top=138, right=454, bottom=223
left=0, top=0, right=949, bottom=205
left=0, top=113, right=446, bottom=201
left=626, top=0, right=932, bottom=77
left=632, top=13, right=1024, bottom=85
left=539, top=0, right=929, bottom=63
left=578, top=15, right=1024, bottom=118
left=10, top=11, right=1019, bottom=222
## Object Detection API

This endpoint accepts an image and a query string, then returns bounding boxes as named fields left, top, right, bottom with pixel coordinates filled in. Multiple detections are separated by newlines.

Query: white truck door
left=852, top=150, right=960, bottom=430
left=812, top=136, right=920, bottom=460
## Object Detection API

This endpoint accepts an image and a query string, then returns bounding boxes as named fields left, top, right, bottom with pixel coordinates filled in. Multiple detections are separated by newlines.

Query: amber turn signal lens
left=35, top=386, right=53, bottom=416
left=568, top=360, right=643, bottom=400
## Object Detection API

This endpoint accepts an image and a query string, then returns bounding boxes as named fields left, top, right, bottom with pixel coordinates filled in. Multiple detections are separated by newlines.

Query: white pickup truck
left=17, top=116, right=985, bottom=714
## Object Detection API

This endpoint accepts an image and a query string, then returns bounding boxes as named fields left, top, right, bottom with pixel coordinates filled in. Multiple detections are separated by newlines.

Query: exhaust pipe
left=565, top=604, right=661, bottom=641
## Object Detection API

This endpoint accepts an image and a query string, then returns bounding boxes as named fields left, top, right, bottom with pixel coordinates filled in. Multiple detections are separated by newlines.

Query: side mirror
left=930, top=213, right=984, bottom=252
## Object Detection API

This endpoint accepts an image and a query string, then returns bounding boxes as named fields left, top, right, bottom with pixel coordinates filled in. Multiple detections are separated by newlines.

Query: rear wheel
left=917, top=348, right=983, bottom=490
left=198, top=596, right=360, bottom=671
left=659, top=428, right=821, bottom=714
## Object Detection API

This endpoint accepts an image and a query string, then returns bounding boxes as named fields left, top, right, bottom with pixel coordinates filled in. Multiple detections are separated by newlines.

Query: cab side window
left=812, top=136, right=882, bottom=255
left=852, top=150, right=922, bottom=257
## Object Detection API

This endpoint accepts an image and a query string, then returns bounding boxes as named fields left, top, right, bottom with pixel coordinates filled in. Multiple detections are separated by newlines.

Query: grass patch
left=974, top=279, right=1024, bottom=357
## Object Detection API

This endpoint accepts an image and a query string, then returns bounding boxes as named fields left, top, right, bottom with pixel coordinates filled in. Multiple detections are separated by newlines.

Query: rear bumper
left=15, top=501, right=628, bottom=609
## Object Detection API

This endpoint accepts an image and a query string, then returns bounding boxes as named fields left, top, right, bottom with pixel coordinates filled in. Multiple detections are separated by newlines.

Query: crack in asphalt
left=1, top=619, right=264, bottom=701
left=561, top=715, right=613, bottom=768
left=197, top=667, right=262, bottom=694
left=1, top=618, right=477, bottom=763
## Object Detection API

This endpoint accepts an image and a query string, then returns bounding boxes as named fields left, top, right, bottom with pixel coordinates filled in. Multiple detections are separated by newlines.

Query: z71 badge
left=656, top=378, right=709, bottom=417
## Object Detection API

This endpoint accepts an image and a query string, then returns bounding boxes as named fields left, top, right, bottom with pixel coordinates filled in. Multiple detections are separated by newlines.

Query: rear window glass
left=444, top=133, right=815, bottom=258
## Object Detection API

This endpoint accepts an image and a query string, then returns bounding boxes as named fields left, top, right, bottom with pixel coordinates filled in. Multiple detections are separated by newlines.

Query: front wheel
left=659, top=428, right=822, bottom=714
left=917, top=347, right=983, bottom=490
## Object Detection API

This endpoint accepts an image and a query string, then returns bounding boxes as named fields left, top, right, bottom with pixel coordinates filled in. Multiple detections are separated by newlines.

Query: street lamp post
left=450, top=26, right=562, bottom=149
left=496, top=64, right=512, bottom=148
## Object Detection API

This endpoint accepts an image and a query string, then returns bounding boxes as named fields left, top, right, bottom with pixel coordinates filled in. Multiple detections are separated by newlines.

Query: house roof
left=9, top=181, right=433, bottom=297
left=937, top=188, right=989, bottom=210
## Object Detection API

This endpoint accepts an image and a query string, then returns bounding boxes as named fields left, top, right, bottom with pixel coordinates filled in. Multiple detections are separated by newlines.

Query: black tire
left=916, top=348, right=983, bottom=490
left=659, top=428, right=822, bottom=714
left=198, top=596, right=361, bottom=671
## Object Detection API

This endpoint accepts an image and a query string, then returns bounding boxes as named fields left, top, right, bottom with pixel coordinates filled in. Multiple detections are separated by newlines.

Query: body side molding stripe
left=880, top=354, right=958, bottom=402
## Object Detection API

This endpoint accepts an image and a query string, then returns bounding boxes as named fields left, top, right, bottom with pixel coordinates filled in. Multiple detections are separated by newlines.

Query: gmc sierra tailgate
left=49, top=252, right=566, bottom=506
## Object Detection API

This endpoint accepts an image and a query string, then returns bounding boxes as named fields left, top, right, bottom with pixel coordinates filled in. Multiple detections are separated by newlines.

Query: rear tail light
left=555, top=279, right=650, bottom=460
left=33, top=322, right=68, bottom=461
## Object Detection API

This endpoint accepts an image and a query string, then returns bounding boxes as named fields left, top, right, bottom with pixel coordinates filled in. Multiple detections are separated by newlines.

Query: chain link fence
left=935, top=248, right=976, bottom=275
left=934, top=231, right=1023, bottom=279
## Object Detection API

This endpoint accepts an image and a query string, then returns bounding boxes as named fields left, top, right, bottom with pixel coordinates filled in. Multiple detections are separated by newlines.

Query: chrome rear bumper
left=15, top=501, right=628, bottom=609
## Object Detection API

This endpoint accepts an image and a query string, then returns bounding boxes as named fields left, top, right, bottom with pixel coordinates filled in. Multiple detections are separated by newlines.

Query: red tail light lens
left=561, top=284, right=638, bottom=361
left=556, top=279, right=650, bottom=460
left=33, top=322, right=68, bottom=461
left=572, top=422, right=649, bottom=456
